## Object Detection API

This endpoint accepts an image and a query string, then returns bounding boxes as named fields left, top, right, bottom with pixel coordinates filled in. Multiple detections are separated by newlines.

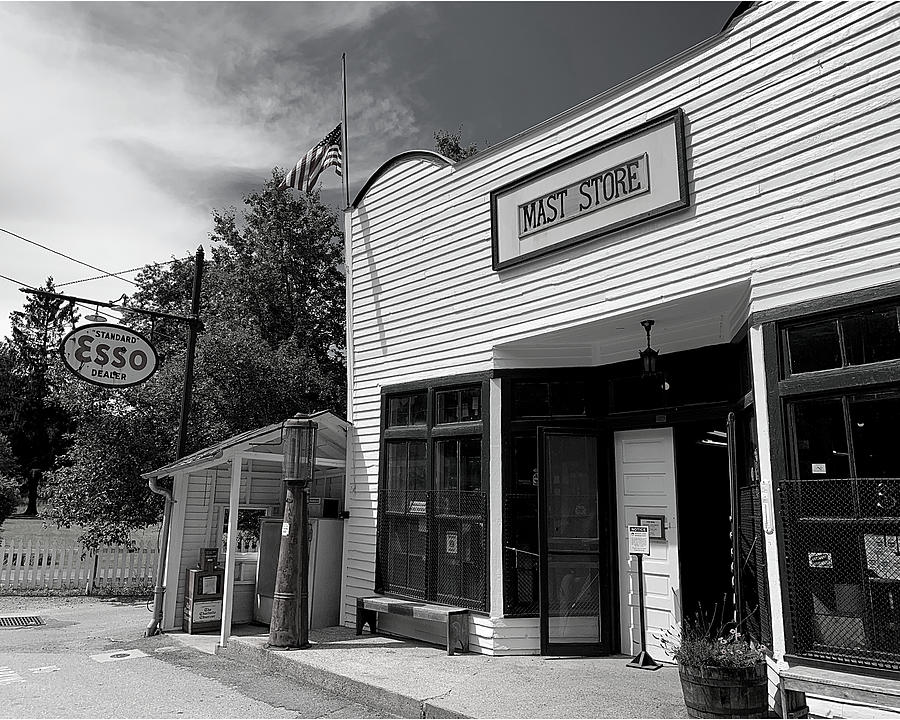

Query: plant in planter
left=660, top=606, right=769, bottom=719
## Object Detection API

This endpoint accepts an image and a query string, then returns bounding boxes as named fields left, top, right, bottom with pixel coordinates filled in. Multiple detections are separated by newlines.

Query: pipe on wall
left=145, top=476, right=174, bottom=636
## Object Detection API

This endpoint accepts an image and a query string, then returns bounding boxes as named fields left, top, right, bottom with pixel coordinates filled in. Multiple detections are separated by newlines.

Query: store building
left=340, top=1, right=900, bottom=715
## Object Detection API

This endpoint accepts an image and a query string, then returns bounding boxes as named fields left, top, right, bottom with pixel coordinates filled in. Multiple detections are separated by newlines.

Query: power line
left=0, top=272, right=37, bottom=290
left=2, top=269, right=188, bottom=347
left=0, top=272, right=128, bottom=326
left=57, top=267, right=143, bottom=288
left=0, top=226, right=141, bottom=289
left=57, top=257, right=184, bottom=288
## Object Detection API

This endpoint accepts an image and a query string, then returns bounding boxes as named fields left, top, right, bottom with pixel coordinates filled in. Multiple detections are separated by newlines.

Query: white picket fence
left=0, top=535, right=159, bottom=593
left=223, top=533, right=259, bottom=554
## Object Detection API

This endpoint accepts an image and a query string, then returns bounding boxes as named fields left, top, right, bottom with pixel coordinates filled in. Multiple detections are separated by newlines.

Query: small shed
left=142, top=411, right=348, bottom=646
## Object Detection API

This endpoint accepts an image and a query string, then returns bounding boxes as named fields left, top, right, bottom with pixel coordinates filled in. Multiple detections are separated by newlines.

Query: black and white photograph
left=1, top=2, right=899, bottom=718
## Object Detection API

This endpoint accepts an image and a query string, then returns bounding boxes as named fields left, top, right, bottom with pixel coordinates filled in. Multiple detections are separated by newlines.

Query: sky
left=0, top=1, right=737, bottom=340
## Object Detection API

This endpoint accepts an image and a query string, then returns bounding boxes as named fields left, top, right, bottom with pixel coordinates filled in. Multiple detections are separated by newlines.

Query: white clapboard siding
left=343, top=2, right=900, bottom=638
left=175, top=469, right=217, bottom=620
left=172, top=458, right=289, bottom=619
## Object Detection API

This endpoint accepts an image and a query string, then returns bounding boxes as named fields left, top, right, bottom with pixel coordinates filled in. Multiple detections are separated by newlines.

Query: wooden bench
left=355, top=596, right=469, bottom=655
left=780, top=663, right=900, bottom=718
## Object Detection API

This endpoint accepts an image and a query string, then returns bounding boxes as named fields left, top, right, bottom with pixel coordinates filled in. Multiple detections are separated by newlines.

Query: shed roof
left=141, top=410, right=348, bottom=479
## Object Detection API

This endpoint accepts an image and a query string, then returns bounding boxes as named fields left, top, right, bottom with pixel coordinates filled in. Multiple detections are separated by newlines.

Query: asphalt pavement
left=0, top=595, right=391, bottom=719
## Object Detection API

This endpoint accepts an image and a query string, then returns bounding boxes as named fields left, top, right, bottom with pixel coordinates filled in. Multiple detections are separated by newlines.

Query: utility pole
left=147, top=245, right=204, bottom=636
left=176, top=246, right=204, bottom=458
left=269, top=417, right=317, bottom=648
left=19, top=246, right=206, bottom=636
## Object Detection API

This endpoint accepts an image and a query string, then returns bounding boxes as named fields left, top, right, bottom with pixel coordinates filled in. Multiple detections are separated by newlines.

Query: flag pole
left=342, top=52, right=350, bottom=210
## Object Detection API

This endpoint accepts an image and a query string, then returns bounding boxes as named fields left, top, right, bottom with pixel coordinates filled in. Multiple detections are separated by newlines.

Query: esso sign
left=60, top=323, right=158, bottom=388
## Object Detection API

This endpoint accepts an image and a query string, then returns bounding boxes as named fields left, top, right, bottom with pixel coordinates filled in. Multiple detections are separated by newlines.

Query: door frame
left=537, top=426, right=613, bottom=656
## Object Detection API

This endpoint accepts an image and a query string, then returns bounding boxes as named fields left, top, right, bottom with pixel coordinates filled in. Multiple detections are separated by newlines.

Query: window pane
left=787, top=321, right=841, bottom=374
left=388, top=396, right=409, bottom=427
left=435, top=440, right=459, bottom=492
left=793, top=398, right=850, bottom=480
left=550, top=381, right=587, bottom=416
left=512, top=433, right=538, bottom=488
left=512, top=382, right=550, bottom=418
left=436, top=390, right=459, bottom=424
left=843, top=308, right=900, bottom=366
left=386, top=440, right=426, bottom=493
left=386, top=443, right=407, bottom=492
left=408, top=441, right=426, bottom=491
left=459, top=387, right=481, bottom=422
left=436, top=387, right=482, bottom=424
left=461, top=437, right=482, bottom=492
left=387, top=393, right=426, bottom=427
left=850, top=395, right=900, bottom=479
left=545, top=434, right=599, bottom=549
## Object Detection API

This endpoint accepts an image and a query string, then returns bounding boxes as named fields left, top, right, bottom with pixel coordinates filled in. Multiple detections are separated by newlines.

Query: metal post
left=627, top=553, right=662, bottom=670
left=727, top=411, right=743, bottom=629
left=638, top=554, right=647, bottom=650
left=269, top=418, right=316, bottom=648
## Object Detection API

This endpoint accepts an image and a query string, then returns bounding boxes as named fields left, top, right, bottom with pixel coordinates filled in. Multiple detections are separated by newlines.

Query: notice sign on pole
left=628, top=525, right=650, bottom=556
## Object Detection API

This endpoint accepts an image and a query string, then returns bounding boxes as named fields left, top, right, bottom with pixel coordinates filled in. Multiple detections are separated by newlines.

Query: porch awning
left=141, top=410, right=349, bottom=479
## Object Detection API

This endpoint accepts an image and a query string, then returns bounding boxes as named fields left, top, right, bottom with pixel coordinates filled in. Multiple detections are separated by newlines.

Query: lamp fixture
left=85, top=304, right=107, bottom=323
left=639, top=319, right=659, bottom=378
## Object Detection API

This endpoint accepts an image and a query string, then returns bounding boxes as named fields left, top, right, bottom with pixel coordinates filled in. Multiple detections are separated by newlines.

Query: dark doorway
left=537, top=427, right=612, bottom=655
left=674, top=421, right=734, bottom=625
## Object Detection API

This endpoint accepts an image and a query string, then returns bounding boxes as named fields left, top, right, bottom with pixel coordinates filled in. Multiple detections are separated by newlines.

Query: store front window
left=777, top=300, right=900, bottom=670
left=376, top=381, right=488, bottom=611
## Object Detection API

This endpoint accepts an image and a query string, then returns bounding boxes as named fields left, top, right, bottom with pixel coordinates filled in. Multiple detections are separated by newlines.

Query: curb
left=217, top=637, right=469, bottom=719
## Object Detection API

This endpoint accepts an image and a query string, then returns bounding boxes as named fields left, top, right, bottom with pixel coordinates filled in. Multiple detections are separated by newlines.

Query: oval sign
left=59, top=323, right=158, bottom=388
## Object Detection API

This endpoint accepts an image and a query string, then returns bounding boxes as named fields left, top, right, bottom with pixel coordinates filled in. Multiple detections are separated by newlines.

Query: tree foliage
left=0, top=433, right=18, bottom=479
left=0, top=475, right=18, bottom=528
left=43, top=172, right=346, bottom=549
left=434, top=126, right=479, bottom=162
left=1, top=279, right=77, bottom=515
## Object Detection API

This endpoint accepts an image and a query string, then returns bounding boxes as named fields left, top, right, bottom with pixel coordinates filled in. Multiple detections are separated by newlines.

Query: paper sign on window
left=812, top=463, right=827, bottom=474
left=446, top=531, right=458, bottom=555
left=865, top=534, right=900, bottom=578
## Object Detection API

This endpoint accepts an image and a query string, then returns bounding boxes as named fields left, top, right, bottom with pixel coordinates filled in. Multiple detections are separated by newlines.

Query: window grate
left=780, top=478, right=900, bottom=671
left=0, top=616, right=44, bottom=628
left=377, top=489, right=487, bottom=611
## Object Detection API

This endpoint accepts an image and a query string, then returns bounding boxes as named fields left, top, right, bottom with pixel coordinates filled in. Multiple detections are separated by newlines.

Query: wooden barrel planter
left=678, top=662, right=768, bottom=718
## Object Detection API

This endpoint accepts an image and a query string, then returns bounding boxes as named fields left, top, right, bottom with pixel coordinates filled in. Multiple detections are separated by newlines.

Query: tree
left=0, top=433, right=17, bottom=479
left=0, top=432, right=19, bottom=525
left=45, top=172, right=346, bottom=549
left=0, top=476, right=17, bottom=528
left=434, top=126, right=479, bottom=162
left=4, top=279, right=77, bottom=515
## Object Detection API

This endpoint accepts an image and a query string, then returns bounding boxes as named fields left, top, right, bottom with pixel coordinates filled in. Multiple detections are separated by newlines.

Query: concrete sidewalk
left=201, top=625, right=689, bottom=719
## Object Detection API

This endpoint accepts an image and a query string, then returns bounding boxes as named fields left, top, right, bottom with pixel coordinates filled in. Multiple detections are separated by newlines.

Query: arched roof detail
left=351, top=151, right=453, bottom=209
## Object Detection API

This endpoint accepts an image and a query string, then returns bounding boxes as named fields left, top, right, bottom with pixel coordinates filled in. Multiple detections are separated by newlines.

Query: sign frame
left=59, top=322, right=159, bottom=389
left=490, top=108, right=689, bottom=271
left=628, top=524, right=651, bottom=556
left=637, top=514, right=666, bottom=541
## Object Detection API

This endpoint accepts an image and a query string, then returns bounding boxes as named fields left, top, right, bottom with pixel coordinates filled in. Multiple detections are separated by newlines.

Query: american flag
left=282, top=124, right=343, bottom=192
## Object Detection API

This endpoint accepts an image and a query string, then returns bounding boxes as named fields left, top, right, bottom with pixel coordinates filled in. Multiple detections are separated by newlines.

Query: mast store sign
left=491, top=109, right=689, bottom=270
left=60, top=323, right=158, bottom=388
